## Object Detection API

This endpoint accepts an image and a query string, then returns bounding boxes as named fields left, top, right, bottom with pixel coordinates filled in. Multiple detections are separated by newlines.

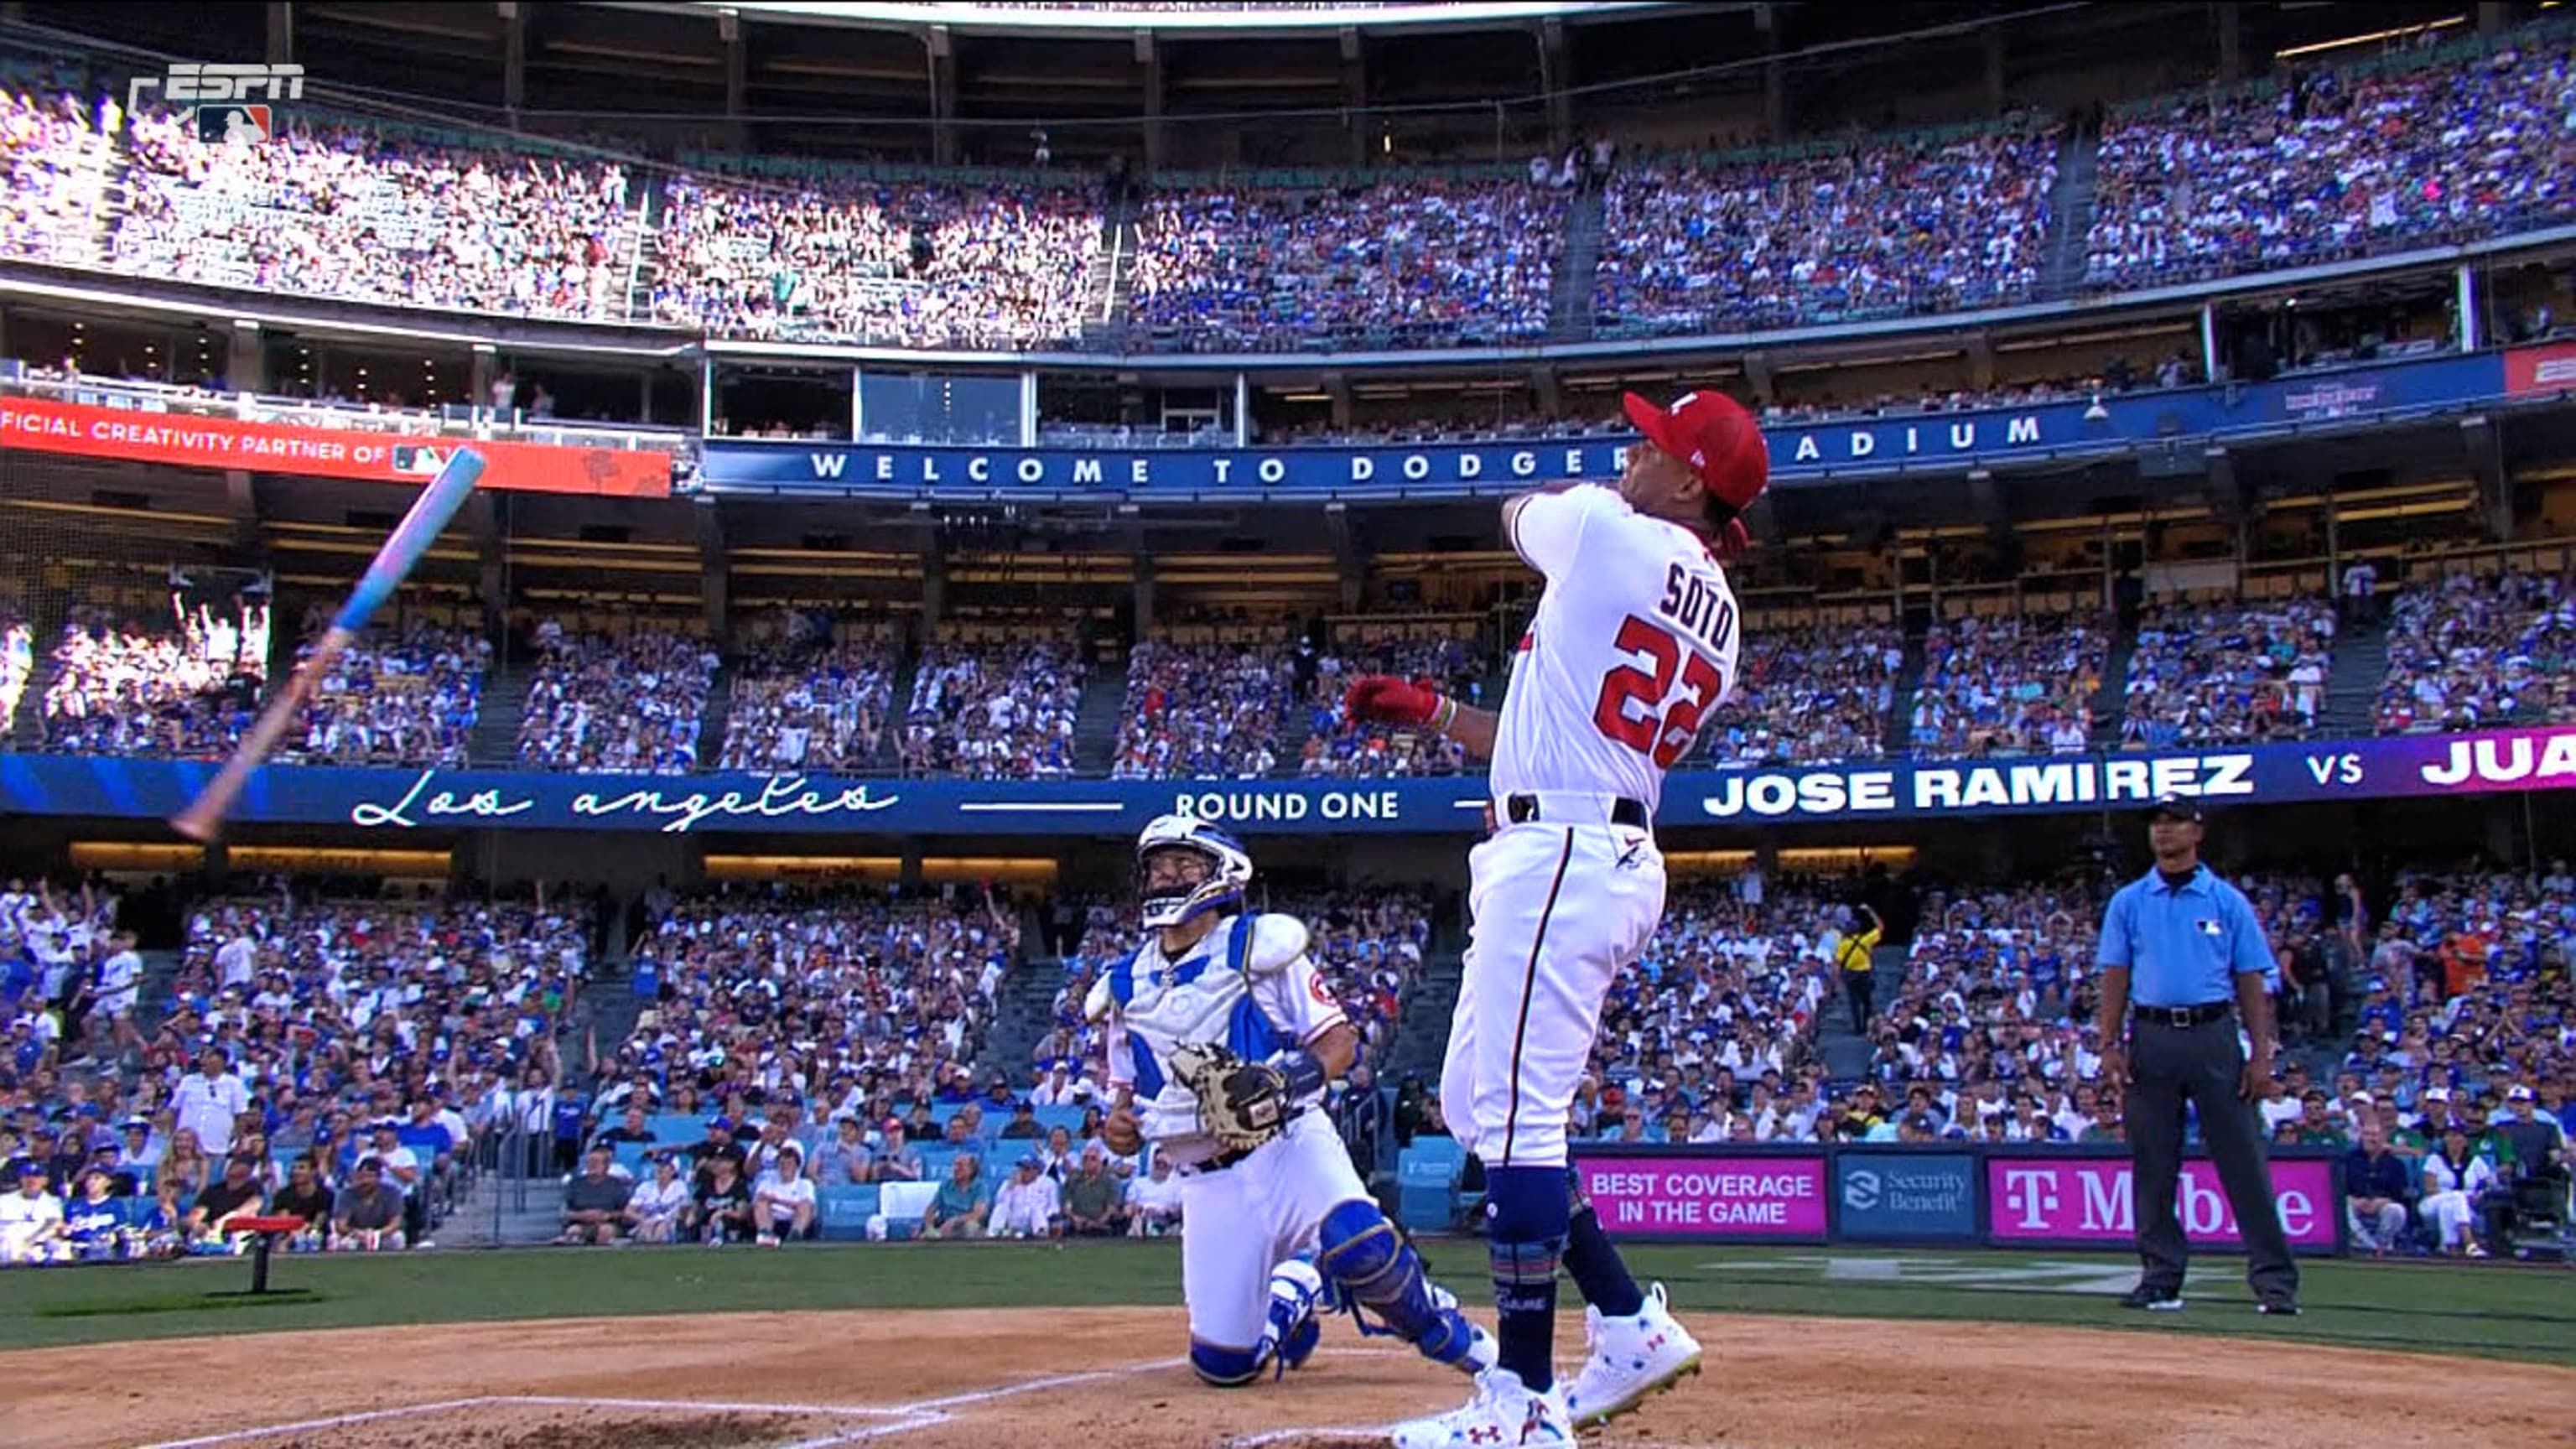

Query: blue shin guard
left=1315, top=1199, right=1483, bottom=1370
left=1191, top=1339, right=1265, bottom=1388
left=1484, top=1165, right=1571, bottom=1393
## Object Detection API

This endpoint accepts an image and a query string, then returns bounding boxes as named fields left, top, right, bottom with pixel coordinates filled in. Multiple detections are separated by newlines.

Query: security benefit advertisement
left=1832, top=1150, right=1979, bottom=1244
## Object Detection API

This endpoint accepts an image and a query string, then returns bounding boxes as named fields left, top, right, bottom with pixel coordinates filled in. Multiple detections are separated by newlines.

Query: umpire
left=2093, top=795, right=2299, bottom=1316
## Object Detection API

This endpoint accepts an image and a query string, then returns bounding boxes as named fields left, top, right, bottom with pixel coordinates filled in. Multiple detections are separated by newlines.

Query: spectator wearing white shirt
left=989, top=1152, right=1062, bottom=1239
left=171, top=1047, right=249, bottom=1158
left=626, top=1156, right=691, bottom=1243
left=0, top=1161, right=68, bottom=1264
left=751, top=1144, right=816, bottom=1245
left=1125, top=1154, right=1182, bottom=1239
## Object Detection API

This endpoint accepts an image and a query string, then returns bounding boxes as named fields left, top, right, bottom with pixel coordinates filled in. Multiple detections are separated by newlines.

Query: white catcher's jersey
left=1086, top=912, right=1344, bottom=1169
left=1494, top=482, right=1741, bottom=811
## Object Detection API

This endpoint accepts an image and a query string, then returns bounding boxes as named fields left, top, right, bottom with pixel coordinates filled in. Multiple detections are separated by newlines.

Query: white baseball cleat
left=1564, top=1282, right=1702, bottom=1428
left=1388, top=1367, right=1572, bottom=1449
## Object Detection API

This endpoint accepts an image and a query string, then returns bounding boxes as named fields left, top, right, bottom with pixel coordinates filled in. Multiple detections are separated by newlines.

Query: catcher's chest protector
left=1111, top=913, right=1288, bottom=1156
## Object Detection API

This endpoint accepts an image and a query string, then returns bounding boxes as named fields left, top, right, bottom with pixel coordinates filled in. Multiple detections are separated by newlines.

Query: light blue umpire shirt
left=2094, top=864, right=2277, bottom=1008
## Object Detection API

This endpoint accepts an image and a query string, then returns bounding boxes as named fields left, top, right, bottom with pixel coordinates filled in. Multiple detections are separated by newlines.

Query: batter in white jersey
left=1088, top=815, right=1493, bottom=1390
left=1348, top=389, right=1770, bottom=1446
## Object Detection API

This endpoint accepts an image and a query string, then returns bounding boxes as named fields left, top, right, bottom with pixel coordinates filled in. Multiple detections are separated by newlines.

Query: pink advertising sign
left=1574, top=1153, right=1829, bottom=1239
left=1985, top=1154, right=2341, bottom=1251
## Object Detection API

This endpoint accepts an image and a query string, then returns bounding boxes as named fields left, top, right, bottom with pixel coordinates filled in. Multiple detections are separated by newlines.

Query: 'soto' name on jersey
left=1657, top=563, right=1737, bottom=657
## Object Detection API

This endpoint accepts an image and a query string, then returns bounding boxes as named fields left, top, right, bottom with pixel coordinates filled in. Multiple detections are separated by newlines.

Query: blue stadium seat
left=817, top=1184, right=880, bottom=1241
left=610, top=1141, right=654, bottom=1178
left=648, top=1114, right=703, bottom=1145
left=1033, top=1105, right=1086, bottom=1138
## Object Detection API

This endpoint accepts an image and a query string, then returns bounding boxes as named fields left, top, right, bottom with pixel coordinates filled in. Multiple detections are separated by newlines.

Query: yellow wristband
left=1428, top=695, right=1459, bottom=733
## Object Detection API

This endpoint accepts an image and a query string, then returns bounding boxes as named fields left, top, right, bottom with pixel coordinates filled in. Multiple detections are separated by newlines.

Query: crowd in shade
left=281, top=624, right=491, bottom=769
left=1109, top=640, right=1298, bottom=780
left=1295, top=633, right=1484, bottom=779
left=609, top=885, right=1019, bottom=1122
left=1573, top=881, right=1844, bottom=1145
left=2087, top=34, right=2576, bottom=287
left=2374, top=568, right=2576, bottom=733
left=1128, top=179, right=1566, bottom=351
left=113, top=111, right=632, bottom=320
left=2116, top=595, right=2336, bottom=748
left=514, top=622, right=718, bottom=775
left=39, top=603, right=270, bottom=760
left=896, top=638, right=1089, bottom=780
left=1700, top=622, right=1903, bottom=766
left=654, top=174, right=1101, bottom=348
left=719, top=619, right=899, bottom=773
left=0, top=881, right=589, bottom=1261
left=1906, top=610, right=2112, bottom=759
left=0, top=82, right=113, bottom=266
left=1593, top=119, right=2060, bottom=337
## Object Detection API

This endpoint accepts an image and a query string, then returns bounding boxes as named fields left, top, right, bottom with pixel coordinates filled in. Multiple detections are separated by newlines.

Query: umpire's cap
left=1623, top=391, right=1769, bottom=514
left=2144, top=793, right=2204, bottom=823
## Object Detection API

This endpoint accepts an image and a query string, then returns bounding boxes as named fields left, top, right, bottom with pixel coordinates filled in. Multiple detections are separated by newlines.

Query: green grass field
left=4, top=1242, right=2570, bottom=1367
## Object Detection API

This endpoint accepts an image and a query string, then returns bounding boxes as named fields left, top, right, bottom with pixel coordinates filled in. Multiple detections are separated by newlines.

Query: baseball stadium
left=0, top=1, right=2572, bottom=1445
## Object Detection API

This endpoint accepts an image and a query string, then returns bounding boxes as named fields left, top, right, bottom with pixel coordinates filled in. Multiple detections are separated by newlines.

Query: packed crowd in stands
left=1128, top=179, right=1566, bottom=350
left=282, top=624, right=491, bottom=768
left=2375, top=567, right=2576, bottom=733
left=1700, top=622, right=1903, bottom=766
left=896, top=637, right=1089, bottom=779
left=654, top=174, right=1101, bottom=348
left=1574, top=879, right=1842, bottom=1145
left=1109, top=640, right=1299, bottom=779
left=2116, top=595, right=2336, bottom=747
left=515, top=621, right=718, bottom=775
left=1907, top=610, right=2112, bottom=758
left=114, top=111, right=633, bottom=320
left=2087, top=34, right=2576, bottom=287
left=0, top=880, right=589, bottom=1261
left=1594, top=119, right=2061, bottom=336
left=0, top=81, right=112, bottom=266
left=1296, top=631, right=1483, bottom=778
left=39, top=601, right=270, bottom=759
left=719, top=616, right=898, bottom=773
left=0, top=612, right=31, bottom=733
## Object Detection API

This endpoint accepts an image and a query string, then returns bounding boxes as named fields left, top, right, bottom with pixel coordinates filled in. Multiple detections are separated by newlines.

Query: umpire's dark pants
left=2127, top=1014, right=2298, bottom=1302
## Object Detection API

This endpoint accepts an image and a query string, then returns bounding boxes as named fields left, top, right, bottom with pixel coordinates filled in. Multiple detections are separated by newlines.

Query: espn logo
left=195, top=105, right=273, bottom=144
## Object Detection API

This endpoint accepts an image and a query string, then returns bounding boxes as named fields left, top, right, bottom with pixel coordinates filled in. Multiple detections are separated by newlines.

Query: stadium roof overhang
left=621, top=1, right=1685, bottom=38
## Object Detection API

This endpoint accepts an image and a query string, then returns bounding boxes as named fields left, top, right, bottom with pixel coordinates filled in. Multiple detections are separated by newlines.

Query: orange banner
left=0, top=396, right=670, bottom=496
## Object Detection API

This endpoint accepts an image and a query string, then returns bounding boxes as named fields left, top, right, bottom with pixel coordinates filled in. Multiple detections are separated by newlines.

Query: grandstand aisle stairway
left=2038, top=115, right=2101, bottom=301
left=1081, top=200, right=1140, bottom=348
left=1070, top=669, right=1130, bottom=775
left=696, top=660, right=735, bottom=770
left=1381, top=948, right=1464, bottom=1086
left=2314, top=611, right=2390, bottom=737
left=10, top=652, right=49, bottom=750
left=880, top=647, right=923, bottom=770
left=1810, top=947, right=1893, bottom=1083
left=983, top=957, right=1071, bottom=1079
left=467, top=663, right=535, bottom=767
left=1548, top=184, right=1607, bottom=341
left=1877, top=626, right=1933, bottom=757
left=2089, top=615, right=2141, bottom=749
left=623, top=183, right=662, bottom=322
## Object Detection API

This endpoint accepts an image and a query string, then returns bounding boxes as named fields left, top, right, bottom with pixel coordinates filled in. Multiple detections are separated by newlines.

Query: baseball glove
left=1167, top=1041, right=1293, bottom=1152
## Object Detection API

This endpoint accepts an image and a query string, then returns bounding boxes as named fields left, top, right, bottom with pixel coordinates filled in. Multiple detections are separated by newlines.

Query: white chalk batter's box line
left=132, top=1359, right=1192, bottom=1449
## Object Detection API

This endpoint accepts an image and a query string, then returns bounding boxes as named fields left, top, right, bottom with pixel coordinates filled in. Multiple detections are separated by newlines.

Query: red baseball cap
left=1623, top=390, right=1770, bottom=512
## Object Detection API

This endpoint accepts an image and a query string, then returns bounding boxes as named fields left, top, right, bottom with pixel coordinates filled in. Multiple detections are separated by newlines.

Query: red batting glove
left=1341, top=674, right=1446, bottom=728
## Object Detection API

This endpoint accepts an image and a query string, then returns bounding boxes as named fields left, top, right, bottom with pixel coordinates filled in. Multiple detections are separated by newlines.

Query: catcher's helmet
left=1135, top=813, right=1253, bottom=931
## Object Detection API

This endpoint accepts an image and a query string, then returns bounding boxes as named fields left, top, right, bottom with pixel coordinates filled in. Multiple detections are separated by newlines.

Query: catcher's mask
left=1135, top=813, right=1253, bottom=932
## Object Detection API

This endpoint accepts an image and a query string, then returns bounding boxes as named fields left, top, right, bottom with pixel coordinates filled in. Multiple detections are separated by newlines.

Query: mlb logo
left=195, top=105, right=273, bottom=144
left=2194, top=918, right=2224, bottom=938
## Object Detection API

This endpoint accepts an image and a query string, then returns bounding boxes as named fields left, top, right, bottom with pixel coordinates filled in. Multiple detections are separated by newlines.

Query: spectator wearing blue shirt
left=2095, top=795, right=2298, bottom=1315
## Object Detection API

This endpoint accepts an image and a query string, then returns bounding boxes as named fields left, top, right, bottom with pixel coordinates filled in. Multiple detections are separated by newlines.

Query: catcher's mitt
left=1167, top=1041, right=1292, bottom=1152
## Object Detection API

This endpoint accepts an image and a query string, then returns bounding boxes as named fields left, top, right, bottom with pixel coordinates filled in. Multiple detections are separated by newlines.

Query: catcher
left=1088, top=813, right=1494, bottom=1388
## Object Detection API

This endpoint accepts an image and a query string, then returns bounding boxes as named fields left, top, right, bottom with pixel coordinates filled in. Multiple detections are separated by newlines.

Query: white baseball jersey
left=1495, top=482, right=1741, bottom=809
left=1086, top=911, right=1372, bottom=1353
left=1443, top=481, right=1743, bottom=1171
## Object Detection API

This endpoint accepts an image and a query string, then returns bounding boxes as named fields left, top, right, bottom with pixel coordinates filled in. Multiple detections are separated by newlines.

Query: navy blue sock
left=1484, top=1165, right=1569, bottom=1393
left=1563, top=1176, right=1645, bottom=1317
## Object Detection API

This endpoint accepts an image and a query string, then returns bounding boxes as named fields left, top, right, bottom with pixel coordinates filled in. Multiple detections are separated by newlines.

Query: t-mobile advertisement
left=1574, top=1152, right=1830, bottom=1241
left=1984, top=1153, right=2344, bottom=1254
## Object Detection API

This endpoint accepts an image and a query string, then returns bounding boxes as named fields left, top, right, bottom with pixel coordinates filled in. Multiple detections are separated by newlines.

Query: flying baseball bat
left=170, top=447, right=487, bottom=842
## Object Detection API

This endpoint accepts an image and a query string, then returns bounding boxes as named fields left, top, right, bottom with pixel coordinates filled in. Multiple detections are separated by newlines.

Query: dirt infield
left=5, top=1308, right=2568, bottom=1449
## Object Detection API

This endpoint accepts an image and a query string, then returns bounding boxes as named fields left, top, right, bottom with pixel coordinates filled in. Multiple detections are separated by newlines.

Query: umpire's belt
left=1501, top=792, right=1649, bottom=830
left=2132, top=1001, right=2234, bottom=1028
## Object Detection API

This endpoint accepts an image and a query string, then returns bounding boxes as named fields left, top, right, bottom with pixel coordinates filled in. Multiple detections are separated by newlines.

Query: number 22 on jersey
left=1591, top=565, right=1735, bottom=768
